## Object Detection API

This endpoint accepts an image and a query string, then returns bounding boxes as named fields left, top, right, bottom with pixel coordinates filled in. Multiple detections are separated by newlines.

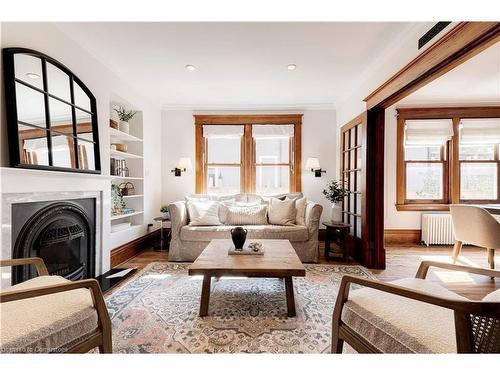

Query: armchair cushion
left=341, top=278, right=469, bottom=353
left=1, top=275, right=98, bottom=353
left=483, top=289, right=500, bottom=302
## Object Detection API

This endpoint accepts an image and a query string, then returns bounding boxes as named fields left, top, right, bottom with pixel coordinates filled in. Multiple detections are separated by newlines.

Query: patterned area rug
left=106, top=262, right=373, bottom=353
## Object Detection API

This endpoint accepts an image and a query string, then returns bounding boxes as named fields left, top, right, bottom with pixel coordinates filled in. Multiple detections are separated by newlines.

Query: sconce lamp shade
left=178, top=157, right=192, bottom=171
left=305, top=157, right=321, bottom=170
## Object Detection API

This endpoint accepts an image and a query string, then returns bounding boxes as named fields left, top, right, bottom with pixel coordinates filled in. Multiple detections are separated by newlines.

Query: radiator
left=421, top=213, right=456, bottom=246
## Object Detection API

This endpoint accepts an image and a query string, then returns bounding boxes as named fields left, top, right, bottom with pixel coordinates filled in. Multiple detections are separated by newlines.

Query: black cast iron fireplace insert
left=11, top=198, right=96, bottom=285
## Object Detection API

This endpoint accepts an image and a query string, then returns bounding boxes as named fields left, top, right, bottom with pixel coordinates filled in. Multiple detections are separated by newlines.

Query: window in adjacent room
left=396, top=107, right=500, bottom=211
left=403, top=119, right=452, bottom=203
left=459, top=118, right=500, bottom=201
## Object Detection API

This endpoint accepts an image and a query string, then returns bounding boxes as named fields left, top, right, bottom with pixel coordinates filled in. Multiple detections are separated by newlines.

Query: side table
left=153, top=216, right=171, bottom=252
left=322, top=221, right=351, bottom=262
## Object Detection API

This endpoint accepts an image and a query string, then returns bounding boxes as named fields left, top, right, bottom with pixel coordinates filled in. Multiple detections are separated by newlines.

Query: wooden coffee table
left=188, top=239, right=306, bottom=317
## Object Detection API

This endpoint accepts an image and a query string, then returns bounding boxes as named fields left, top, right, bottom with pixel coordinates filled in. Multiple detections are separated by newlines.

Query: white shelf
left=110, top=127, right=142, bottom=143
left=122, top=194, right=144, bottom=199
left=111, top=211, right=144, bottom=221
left=110, top=175, right=143, bottom=180
left=110, top=224, right=142, bottom=235
left=110, top=149, right=143, bottom=159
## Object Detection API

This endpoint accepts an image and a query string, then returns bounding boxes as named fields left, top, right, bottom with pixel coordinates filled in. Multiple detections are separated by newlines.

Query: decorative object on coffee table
left=322, top=221, right=351, bottom=262
left=189, top=239, right=305, bottom=317
left=230, top=226, right=247, bottom=249
left=322, top=180, right=348, bottom=222
left=228, top=241, right=265, bottom=255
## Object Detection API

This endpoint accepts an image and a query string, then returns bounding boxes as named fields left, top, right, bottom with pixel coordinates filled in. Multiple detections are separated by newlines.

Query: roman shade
left=203, top=125, right=244, bottom=138
left=459, top=118, right=500, bottom=144
left=404, top=119, right=454, bottom=146
left=252, top=124, right=294, bottom=138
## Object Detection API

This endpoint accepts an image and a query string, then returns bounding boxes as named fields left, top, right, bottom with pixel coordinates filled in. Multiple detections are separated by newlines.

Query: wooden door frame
left=361, top=22, right=500, bottom=269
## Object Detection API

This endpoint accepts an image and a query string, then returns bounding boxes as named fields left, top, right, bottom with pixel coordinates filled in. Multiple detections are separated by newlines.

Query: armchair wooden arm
left=0, top=259, right=112, bottom=353
left=415, top=260, right=500, bottom=279
left=0, top=257, right=49, bottom=276
left=332, top=261, right=500, bottom=353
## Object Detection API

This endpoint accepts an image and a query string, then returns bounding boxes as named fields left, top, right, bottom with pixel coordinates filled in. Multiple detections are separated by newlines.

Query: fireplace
left=11, top=198, right=96, bottom=284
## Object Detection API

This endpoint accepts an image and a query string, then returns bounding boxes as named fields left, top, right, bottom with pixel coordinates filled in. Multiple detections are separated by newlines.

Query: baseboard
left=384, top=229, right=421, bottom=245
left=110, top=229, right=160, bottom=267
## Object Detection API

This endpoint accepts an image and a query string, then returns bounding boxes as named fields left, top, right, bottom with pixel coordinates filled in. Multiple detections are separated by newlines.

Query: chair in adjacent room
left=450, top=204, right=500, bottom=270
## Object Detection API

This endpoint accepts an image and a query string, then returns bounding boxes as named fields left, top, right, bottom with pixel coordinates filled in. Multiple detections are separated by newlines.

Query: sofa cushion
left=187, top=200, right=222, bottom=226
left=0, top=275, right=98, bottom=353
left=268, top=197, right=297, bottom=225
left=341, top=278, right=469, bottom=353
left=289, top=196, right=307, bottom=226
left=180, top=224, right=309, bottom=242
left=224, top=204, right=268, bottom=225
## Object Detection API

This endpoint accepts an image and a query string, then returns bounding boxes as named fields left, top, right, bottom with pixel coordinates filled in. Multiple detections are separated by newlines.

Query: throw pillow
left=268, top=197, right=297, bottom=226
left=224, top=204, right=268, bottom=225
left=186, top=200, right=222, bottom=226
left=292, top=196, right=307, bottom=226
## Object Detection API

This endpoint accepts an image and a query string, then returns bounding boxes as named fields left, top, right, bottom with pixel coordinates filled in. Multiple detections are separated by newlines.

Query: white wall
left=0, top=23, right=163, bottom=272
left=161, top=108, right=337, bottom=225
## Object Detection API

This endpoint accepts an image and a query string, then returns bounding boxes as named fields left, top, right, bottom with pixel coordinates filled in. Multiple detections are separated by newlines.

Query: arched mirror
left=3, top=48, right=101, bottom=173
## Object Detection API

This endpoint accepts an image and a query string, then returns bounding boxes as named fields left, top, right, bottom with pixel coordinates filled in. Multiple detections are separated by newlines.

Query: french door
left=340, top=113, right=366, bottom=260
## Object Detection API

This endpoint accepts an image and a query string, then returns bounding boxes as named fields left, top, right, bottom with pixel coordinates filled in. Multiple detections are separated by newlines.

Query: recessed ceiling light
left=26, top=72, right=40, bottom=79
left=185, top=65, right=196, bottom=71
left=287, top=64, right=297, bottom=71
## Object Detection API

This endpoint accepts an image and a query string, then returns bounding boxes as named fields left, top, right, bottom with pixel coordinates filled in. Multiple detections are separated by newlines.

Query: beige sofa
left=168, top=193, right=323, bottom=263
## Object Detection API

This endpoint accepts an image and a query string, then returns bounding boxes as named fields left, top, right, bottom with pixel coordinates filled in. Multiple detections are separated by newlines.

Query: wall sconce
left=171, top=157, right=192, bottom=176
left=305, top=157, right=326, bottom=177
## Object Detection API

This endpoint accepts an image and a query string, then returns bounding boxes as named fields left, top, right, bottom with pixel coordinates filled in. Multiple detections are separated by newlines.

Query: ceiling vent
left=418, top=22, right=451, bottom=49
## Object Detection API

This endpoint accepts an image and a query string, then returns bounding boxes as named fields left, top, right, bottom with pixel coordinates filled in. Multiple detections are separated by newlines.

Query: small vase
left=230, top=226, right=247, bottom=250
left=331, top=202, right=343, bottom=223
left=119, top=121, right=130, bottom=134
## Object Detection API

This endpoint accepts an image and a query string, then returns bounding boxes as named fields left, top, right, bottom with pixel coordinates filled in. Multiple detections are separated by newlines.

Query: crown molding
left=160, top=103, right=336, bottom=111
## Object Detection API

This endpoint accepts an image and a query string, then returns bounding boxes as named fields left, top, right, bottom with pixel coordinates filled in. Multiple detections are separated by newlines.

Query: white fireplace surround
left=0, top=167, right=111, bottom=289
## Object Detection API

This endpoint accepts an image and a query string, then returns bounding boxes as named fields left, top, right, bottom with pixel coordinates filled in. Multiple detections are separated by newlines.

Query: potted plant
left=322, top=180, right=347, bottom=222
left=160, top=204, right=170, bottom=219
left=113, top=106, right=137, bottom=134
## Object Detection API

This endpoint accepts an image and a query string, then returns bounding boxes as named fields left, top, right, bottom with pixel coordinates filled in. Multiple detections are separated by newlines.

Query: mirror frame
left=2, top=47, right=101, bottom=174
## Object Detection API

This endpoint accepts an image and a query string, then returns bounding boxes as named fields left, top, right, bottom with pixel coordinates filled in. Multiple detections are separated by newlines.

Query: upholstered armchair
left=331, top=261, right=500, bottom=353
left=0, top=257, right=112, bottom=353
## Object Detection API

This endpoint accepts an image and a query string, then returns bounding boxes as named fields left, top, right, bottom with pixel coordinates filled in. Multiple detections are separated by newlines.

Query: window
left=403, top=119, right=452, bottom=203
left=195, top=115, right=302, bottom=194
left=396, top=108, right=500, bottom=210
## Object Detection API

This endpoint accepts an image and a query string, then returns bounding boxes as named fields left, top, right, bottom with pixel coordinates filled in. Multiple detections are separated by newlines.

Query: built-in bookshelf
left=109, top=100, right=145, bottom=240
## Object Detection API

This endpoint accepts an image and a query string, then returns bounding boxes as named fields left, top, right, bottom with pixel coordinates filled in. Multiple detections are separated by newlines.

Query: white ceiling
left=399, top=41, right=500, bottom=106
left=55, top=22, right=417, bottom=108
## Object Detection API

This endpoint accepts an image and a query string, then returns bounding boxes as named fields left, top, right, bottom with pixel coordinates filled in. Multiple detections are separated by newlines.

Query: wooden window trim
left=396, top=106, right=500, bottom=211
left=194, top=114, right=302, bottom=194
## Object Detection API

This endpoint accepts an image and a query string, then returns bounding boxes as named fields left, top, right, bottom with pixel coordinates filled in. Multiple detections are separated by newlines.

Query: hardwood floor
left=117, top=243, right=498, bottom=300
